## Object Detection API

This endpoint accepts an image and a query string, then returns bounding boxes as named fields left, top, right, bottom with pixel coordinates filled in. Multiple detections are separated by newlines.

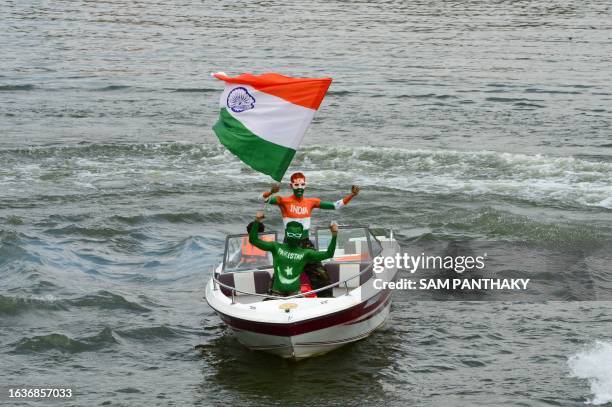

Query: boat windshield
left=315, top=226, right=380, bottom=263
left=223, top=232, right=276, bottom=272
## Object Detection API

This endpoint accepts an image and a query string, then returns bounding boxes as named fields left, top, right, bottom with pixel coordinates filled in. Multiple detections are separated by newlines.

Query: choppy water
left=1, top=0, right=611, bottom=405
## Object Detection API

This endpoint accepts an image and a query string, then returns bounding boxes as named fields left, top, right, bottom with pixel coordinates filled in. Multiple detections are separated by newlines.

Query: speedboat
left=204, top=225, right=400, bottom=360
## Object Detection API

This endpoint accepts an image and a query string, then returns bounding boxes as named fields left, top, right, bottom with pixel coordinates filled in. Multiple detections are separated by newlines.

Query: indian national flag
left=212, top=72, right=332, bottom=181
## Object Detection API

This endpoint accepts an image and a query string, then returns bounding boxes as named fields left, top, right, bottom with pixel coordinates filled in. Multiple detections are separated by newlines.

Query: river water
left=1, top=0, right=611, bottom=405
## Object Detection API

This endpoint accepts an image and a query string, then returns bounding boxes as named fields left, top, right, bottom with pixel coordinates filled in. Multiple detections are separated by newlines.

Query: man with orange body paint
left=261, top=172, right=360, bottom=297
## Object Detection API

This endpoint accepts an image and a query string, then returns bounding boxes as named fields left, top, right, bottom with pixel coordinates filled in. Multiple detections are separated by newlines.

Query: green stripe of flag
left=213, top=108, right=296, bottom=181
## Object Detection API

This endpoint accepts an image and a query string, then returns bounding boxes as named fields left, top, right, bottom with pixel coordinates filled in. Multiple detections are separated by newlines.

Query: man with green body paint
left=249, top=211, right=338, bottom=296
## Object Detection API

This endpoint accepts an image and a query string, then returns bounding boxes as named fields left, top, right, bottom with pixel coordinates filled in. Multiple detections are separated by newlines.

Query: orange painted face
left=290, top=177, right=306, bottom=198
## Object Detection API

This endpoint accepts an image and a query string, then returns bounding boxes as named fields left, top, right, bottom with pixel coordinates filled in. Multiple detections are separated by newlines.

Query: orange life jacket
left=240, top=236, right=270, bottom=263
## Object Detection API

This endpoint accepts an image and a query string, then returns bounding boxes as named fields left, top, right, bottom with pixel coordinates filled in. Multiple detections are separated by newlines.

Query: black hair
left=285, top=221, right=304, bottom=232
left=246, top=221, right=265, bottom=233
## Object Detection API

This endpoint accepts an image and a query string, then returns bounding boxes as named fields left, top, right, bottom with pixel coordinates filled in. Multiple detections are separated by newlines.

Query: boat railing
left=212, top=258, right=379, bottom=303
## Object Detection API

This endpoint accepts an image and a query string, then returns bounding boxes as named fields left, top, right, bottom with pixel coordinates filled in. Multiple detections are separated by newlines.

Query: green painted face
left=292, top=188, right=305, bottom=198
left=291, top=179, right=306, bottom=198
left=285, top=223, right=303, bottom=246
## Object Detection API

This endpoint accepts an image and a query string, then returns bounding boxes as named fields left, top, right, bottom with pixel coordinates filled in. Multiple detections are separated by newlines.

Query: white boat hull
left=230, top=296, right=392, bottom=360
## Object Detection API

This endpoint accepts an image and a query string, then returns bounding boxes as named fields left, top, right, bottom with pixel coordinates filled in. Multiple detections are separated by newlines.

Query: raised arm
left=248, top=213, right=276, bottom=252
left=319, top=185, right=360, bottom=210
left=261, top=183, right=280, bottom=205
left=305, top=223, right=338, bottom=262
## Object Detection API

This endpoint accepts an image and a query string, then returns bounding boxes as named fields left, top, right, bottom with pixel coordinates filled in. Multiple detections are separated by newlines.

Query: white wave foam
left=299, top=146, right=612, bottom=209
left=2, top=144, right=611, bottom=209
left=568, top=341, right=612, bottom=405
left=598, top=197, right=612, bottom=209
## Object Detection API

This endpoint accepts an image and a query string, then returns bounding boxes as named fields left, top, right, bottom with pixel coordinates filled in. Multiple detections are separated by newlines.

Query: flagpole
left=261, top=180, right=277, bottom=214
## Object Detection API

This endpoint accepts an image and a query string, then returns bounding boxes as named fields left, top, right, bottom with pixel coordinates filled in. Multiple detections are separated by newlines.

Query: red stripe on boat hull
left=216, top=289, right=392, bottom=337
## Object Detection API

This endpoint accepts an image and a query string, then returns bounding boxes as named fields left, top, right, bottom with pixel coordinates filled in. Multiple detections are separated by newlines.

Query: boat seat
left=323, top=262, right=373, bottom=288
left=217, top=270, right=271, bottom=297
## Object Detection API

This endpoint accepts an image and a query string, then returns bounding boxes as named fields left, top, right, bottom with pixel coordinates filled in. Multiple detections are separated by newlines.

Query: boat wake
left=1, top=143, right=610, bottom=209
